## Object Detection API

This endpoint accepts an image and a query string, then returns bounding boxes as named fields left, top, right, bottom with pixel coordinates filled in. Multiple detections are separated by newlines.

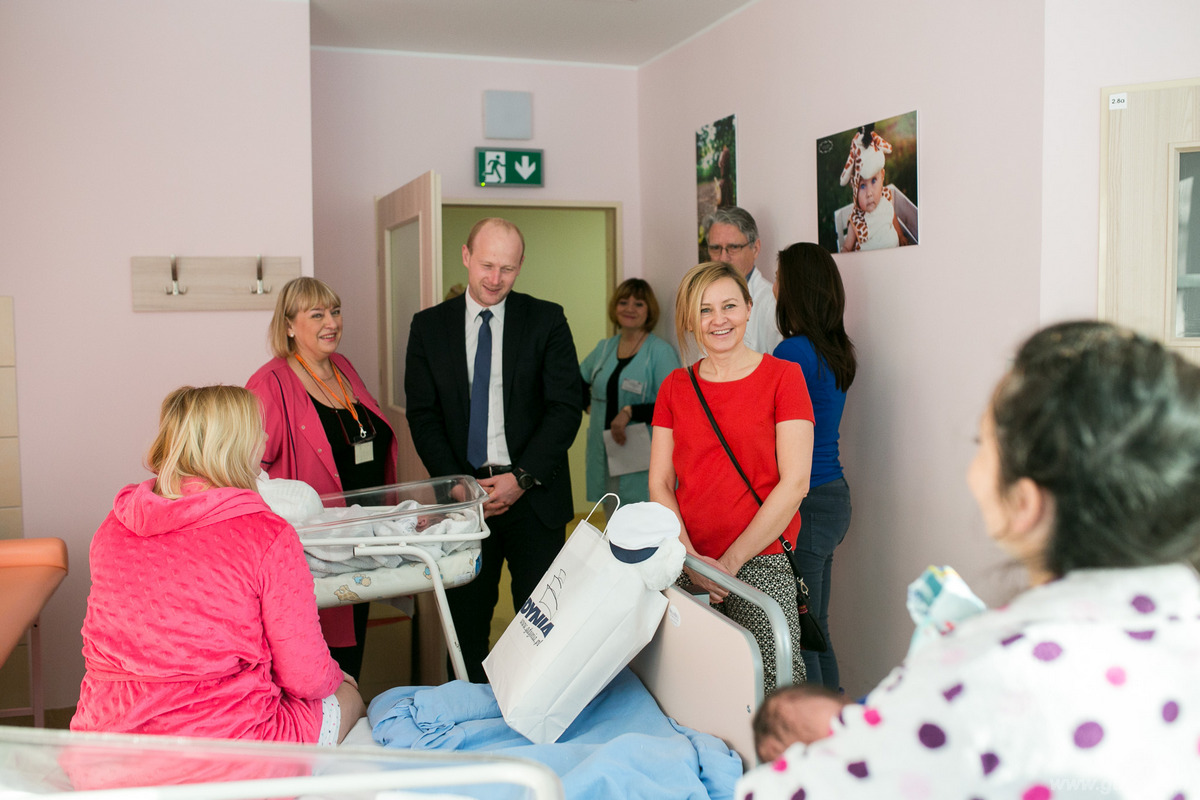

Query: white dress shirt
left=745, top=267, right=783, bottom=355
left=464, top=292, right=512, bottom=466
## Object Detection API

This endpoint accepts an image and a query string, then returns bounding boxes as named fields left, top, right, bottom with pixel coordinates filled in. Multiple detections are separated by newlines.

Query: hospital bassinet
left=293, top=475, right=489, bottom=682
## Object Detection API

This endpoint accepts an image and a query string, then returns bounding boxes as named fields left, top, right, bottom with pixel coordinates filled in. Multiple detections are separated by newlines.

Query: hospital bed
left=0, top=546, right=790, bottom=798
left=357, top=553, right=790, bottom=799
left=632, top=555, right=792, bottom=769
left=293, top=476, right=490, bottom=682
left=0, top=726, right=563, bottom=799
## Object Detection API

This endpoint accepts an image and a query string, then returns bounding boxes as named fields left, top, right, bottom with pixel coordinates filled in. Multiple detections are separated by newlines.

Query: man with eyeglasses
left=703, top=207, right=783, bottom=354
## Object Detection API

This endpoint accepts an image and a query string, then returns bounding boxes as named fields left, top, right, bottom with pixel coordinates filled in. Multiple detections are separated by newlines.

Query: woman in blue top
left=580, top=279, right=680, bottom=506
left=772, top=242, right=856, bottom=690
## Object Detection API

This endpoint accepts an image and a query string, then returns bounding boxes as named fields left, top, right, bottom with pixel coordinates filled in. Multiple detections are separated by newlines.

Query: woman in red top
left=650, top=262, right=815, bottom=689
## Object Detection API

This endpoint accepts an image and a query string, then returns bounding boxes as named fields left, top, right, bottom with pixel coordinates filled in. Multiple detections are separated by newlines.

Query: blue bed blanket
left=367, top=668, right=742, bottom=800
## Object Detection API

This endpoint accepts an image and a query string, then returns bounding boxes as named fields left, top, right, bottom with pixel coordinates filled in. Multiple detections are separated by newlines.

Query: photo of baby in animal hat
left=816, top=111, right=918, bottom=254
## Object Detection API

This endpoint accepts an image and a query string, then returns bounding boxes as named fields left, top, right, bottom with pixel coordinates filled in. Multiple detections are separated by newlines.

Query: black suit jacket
left=404, top=291, right=583, bottom=529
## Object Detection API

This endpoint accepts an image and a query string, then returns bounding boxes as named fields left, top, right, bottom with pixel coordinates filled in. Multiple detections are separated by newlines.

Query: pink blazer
left=247, top=354, right=398, bottom=645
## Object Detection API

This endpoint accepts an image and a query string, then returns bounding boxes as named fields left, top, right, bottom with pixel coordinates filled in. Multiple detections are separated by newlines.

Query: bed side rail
left=681, top=554, right=794, bottom=688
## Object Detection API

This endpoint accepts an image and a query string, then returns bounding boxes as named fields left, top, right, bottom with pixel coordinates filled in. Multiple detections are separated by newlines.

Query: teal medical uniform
left=579, top=333, right=680, bottom=503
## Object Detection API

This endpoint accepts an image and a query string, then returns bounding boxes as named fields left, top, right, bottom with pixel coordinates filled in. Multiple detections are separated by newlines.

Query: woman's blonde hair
left=268, top=277, right=341, bottom=359
left=147, top=386, right=264, bottom=499
left=673, top=261, right=752, bottom=360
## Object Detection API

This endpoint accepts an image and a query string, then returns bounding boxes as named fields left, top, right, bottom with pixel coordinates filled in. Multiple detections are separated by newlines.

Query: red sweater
left=653, top=356, right=813, bottom=558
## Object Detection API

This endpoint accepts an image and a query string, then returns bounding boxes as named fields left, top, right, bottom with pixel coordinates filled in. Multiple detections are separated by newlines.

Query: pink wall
left=7, top=0, right=1194, bottom=710
left=310, top=49, right=641, bottom=393
left=1041, top=0, right=1200, bottom=322
left=0, top=0, right=314, bottom=707
left=638, top=0, right=1046, bottom=693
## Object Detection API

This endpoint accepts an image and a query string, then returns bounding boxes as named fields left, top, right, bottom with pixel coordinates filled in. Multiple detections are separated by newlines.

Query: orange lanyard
left=294, top=354, right=366, bottom=438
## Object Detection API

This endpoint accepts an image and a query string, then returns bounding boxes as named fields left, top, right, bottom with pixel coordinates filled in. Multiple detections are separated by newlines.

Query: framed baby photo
left=816, top=110, right=919, bottom=254
left=696, top=113, right=738, bottom=262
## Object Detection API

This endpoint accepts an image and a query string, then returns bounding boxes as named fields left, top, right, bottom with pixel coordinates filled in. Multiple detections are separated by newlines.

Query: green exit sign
left=476, top=148, right=544, bottom=187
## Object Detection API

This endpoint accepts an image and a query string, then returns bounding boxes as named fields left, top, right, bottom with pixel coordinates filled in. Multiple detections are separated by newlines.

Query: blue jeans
left=795, top=477, right=851, bottom=689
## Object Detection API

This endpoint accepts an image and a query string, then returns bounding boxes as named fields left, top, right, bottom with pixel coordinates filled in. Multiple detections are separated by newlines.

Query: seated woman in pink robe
left=72, top=385, right=364, bottom=744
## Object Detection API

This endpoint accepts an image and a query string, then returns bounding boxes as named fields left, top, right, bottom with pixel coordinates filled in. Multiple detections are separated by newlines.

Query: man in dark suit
left=405, top=217, right=583, bottom=683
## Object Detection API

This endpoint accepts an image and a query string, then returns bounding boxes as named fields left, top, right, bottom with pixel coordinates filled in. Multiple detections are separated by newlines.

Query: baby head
left=839, top=129, right=892, bottom=213
left=752, top=684, right=853, bottom=763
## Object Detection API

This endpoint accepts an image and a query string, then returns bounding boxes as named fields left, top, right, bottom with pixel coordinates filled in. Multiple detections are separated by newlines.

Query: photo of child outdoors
left=816, top=111, right=918, bottom=254
left=696, top=114, right=737, bottom=262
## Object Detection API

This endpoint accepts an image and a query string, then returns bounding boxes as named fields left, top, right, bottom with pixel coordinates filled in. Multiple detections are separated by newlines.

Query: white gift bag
left=483, top=499, right=684, bottom=744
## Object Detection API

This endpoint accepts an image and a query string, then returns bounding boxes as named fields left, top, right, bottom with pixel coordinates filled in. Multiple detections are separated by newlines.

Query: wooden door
left=1100, top=78, right=1200, bottom=364
left=375, top=171, right=448, bottom=684
left=375, top=171, right=442, bottom=482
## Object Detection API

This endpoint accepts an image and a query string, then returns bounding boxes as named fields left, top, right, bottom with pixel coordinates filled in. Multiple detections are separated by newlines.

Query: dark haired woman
left=580, top=278, right=679, bottom=504
left=737, top=321, right=1200, bottom=797
left=772, top=243, right=856, bottom=690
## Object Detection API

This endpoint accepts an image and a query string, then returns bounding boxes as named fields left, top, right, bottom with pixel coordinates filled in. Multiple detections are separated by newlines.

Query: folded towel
left=255, top=472, right=323, bottom=523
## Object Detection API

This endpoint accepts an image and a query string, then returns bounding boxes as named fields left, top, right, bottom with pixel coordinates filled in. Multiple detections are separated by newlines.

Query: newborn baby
left=752, top=684, right=854, bottom=762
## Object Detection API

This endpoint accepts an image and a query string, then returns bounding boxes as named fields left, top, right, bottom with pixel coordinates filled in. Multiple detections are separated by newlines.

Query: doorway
left=374, top=183, right=620, bottom=684
left=441, top=202, right=617, bottom=515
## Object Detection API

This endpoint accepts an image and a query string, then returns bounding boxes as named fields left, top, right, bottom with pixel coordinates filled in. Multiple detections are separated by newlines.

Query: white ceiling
left=310, top=0, right=760, bottom=67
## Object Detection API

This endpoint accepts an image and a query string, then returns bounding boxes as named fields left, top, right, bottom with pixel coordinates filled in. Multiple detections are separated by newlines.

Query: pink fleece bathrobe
left=71, top=479, right=343, bottom=742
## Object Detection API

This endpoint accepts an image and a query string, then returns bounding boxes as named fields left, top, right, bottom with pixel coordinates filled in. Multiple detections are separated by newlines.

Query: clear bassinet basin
left=292, top=475, right=489, bottom=610
left=295, top=474, right=488, bottom=536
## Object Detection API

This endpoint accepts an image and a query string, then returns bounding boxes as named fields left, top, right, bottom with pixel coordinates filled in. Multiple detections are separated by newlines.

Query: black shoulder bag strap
left=686, top=365, right=768, bottom=519
left=687, top=363, right=827, bottom=652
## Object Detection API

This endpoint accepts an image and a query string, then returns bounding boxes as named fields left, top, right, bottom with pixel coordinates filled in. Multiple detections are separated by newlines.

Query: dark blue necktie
left=467, top=309, right=493, bottom=469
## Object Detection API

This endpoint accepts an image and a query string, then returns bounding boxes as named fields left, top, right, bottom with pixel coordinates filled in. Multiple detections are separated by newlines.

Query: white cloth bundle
left=299, top=502, right=480, bottom=577
left=255, top=475, right=481, bottom=577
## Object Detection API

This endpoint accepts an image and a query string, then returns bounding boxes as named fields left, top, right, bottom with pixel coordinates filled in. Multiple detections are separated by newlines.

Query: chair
left=0, top=537, right=69, bottom=727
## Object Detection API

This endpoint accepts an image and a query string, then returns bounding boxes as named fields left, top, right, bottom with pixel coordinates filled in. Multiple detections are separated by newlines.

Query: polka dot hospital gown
left=736, top=564, right=1200, bottom=799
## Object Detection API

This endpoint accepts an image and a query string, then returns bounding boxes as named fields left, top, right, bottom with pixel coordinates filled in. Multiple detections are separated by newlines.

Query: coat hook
left=250, top=255, right=271, bottom=295
left=165, top=255, right=187, bottom=295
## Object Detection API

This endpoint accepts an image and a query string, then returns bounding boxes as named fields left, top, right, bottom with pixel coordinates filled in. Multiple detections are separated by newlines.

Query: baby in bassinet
left=256, top=473, right=480, bottom=576
left=839, top=127, right=907, bottom=252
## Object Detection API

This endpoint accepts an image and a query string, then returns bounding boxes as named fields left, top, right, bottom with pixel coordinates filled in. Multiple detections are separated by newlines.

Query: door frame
left=1098, top=76, right=1200, bottom=364
left=443, top=198, right=623, bottom=333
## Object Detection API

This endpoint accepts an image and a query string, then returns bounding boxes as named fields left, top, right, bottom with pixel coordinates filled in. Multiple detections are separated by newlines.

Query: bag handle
left=687, top=365, right=796, bottom=557
left=582, top=492, right=620, bottom=540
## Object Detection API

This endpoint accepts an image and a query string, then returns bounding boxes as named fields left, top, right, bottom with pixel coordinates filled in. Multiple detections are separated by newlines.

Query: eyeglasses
left=707, top=241, right=751, bottom=257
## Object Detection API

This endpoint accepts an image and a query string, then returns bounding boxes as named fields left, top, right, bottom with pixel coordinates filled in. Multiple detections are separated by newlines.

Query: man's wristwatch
left=512, top=467, right=537, bottom=490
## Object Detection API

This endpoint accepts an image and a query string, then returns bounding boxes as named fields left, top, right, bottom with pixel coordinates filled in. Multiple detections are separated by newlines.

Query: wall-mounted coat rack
left=131, top=255, right=302, bottom=311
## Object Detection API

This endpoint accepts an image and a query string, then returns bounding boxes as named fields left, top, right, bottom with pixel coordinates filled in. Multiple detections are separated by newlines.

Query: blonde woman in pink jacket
left=72, top=386, right=364, bottom=743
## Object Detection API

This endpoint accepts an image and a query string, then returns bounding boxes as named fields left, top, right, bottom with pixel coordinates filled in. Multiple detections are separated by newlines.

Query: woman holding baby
left=737, top=321, right=1200, bottom=797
